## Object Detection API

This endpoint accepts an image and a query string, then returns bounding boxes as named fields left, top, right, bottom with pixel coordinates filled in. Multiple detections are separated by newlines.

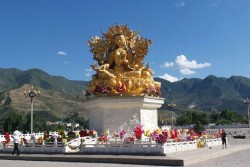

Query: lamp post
left=168, top=103, right=176, bottom=129
left=24, top=86, right=40, bottom=133
left=243, top=98, right=250, bottom=128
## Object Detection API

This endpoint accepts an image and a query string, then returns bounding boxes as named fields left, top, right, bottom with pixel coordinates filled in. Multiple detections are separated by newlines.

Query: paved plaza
left=1, top=138, right=250, bottom=167
left=0, top=148, right=250, bottom=167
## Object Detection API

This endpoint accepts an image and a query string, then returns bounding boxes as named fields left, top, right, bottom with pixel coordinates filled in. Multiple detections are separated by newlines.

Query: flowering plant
left=145, top=129, right=151, bottom=137
left=143, top=85, right=160, bottom=97
left=155, top=134, right=167, bottom=144
left=134, top=125, right=144, bottom=140
left=124, top=136, right=135, bottom=143
left=88, top=129, right=97, bottom=137
left=44, top=134, right=58, bottom=142
left=117, top=83, right=126, bottom=93
left=80, top=129, right=89, bottom=137
left=170, top=129, right=178, bottom=139
left=97, top=134, right=107, bottom=143
left=58, top=130, right=66, bottom=139
left=187, top=135, right=194, bottom=141
left=67, top=131, right=76, bottom=139
left=101, top=85, right=109, bottom=93
left=94, top=85, right=110, bottom=95
left=3, top=132, right=10, bottom=145
left=113, top=130, right=119, bottom=138
left=152, top=129, right=168, bottom=144
left=119, top=130, right=126, bottom=139
left=37, top=137, right=43, bottom=143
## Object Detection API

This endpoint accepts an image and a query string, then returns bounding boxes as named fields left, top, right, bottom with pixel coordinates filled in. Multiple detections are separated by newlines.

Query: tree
left=3, top=111, right=24, bottom=133
left=191, top=110, right=209, bottom=125
left=209, top=111, right=220, bottom=123
left=194, top=121, right=205, bottom=135
left=220, top=109, right=235, bottom=123
left=176, top=115, right=191, bottom=126
left=176, top=110, right=209, bottom=127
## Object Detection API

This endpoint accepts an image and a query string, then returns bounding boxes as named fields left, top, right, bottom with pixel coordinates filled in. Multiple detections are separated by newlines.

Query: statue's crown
left=114, top=24, right=123, bottom=35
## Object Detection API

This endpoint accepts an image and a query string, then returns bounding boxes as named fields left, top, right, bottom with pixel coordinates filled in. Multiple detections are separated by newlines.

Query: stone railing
left=163, top=141, right=198, bottom=154
left=2, top=137, right=222, bottom=154
left=2, top=136, right=97, bottom=153
left=80, top=138, right=222, bottom=155
left=3, top=140, right=66, bottom=153
left=80, top=142, right=164, bottom=155
left=205, top=138, right=222, bottom=147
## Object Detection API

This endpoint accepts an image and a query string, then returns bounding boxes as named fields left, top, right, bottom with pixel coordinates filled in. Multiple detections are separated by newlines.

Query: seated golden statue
left=87, top=24, right=161, bottom=97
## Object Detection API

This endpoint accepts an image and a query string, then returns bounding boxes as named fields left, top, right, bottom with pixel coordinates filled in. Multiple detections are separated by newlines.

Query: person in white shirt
left=12, top=127, right=22, bottom=155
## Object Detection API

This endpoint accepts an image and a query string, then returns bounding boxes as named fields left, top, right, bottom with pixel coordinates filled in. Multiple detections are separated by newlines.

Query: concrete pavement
left=1, top=144, right=250, bottom=166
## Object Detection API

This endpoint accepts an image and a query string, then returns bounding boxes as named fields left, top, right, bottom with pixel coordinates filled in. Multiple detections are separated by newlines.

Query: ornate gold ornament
left=87, top=24, right=161, bottom=97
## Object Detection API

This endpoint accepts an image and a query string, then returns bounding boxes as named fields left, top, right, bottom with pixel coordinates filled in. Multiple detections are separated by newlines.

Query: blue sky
left=1, top=0, right=250, bottom=82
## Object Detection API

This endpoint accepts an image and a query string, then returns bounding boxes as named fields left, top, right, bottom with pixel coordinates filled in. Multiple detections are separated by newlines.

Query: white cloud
left=85, top=72, right=91, bottom=77
left=161, top=55, right=211, bottom=76
left=57, top=51, right=67, bottom=56
left=85, top=68, right=93, bottom=72
left=158, top=73, right=179, bottom=82
left=63, top=61, right=69, bottom=64
left=175, top=1, right=186, bottom=8
left=175, top=55, right=211, bottom=69
left=85, top=68, right=93, bottom=77
left=179, top=68, right=195, bottom=75
left=161, top=62, right=174, bottom=68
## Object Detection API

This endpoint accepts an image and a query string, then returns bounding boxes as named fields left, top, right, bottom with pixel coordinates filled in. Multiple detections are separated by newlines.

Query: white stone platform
left=83, top=96, right=165, bottom=134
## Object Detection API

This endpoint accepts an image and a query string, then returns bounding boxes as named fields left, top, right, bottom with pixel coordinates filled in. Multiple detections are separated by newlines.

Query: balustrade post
left=149, top=135, right=153, bottom=147
left=77, top=135, right=80, bottom=146
left=32, top=134, right=35, bottom=147
left=54, top=136, right=58, bottom=146
left=80, top=138, right=84, bottom=150
left=3, top=143, right=6, bottom=152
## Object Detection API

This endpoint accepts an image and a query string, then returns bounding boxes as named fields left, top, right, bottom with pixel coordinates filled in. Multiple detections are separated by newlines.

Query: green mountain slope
left=0, top=68, right=90, bottom=130
left=1, top=68, right=250, bottom=120
left=156, top=75, right=250, bottom=113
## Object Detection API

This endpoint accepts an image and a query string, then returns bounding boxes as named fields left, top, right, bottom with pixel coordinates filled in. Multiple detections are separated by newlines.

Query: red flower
left=80, top=129, right=88, bottom=137
left=98, top=134, right=107, bottom=142
left=134, top=125, right=144, bottom=139
left=3, top=132, right=10, bottom=144
left=117, top=83, right=126, bottom=93
left=124, top=137, right=135, bottom=143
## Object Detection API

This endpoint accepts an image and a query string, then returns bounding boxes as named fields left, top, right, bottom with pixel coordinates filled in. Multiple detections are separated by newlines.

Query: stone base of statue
left=84, top=96, right=164, bottom=135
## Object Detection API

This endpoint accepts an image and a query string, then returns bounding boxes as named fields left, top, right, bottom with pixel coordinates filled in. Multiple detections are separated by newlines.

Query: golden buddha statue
left=87, top=24, right=161, bottom=97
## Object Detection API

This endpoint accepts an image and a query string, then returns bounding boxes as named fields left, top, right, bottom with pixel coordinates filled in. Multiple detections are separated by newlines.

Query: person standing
left=221, top=129, right=227, bottom=149
left=12, top=127, right=22, bottom=155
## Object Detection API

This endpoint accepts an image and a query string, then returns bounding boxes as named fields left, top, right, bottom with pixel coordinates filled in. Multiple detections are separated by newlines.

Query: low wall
left=80, top=138, right=222, bottom=155
left=80, top=143, right=164, bottom=155
left=163, top=141, right=197, bottom=154
left=3, top=141, right=66, bottom=153
left=2, top=137, right=222, bottom=155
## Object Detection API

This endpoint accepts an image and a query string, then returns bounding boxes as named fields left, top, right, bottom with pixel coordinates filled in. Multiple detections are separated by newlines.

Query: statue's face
left=114, top=34, right=126, bottom=47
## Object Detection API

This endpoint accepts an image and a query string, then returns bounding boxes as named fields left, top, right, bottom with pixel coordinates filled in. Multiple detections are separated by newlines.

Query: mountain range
left=1, top=68, right=250, bottom=124
left=155, top=75, right=250, bottom=114
left=0, top=68, right=89, bottom=129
